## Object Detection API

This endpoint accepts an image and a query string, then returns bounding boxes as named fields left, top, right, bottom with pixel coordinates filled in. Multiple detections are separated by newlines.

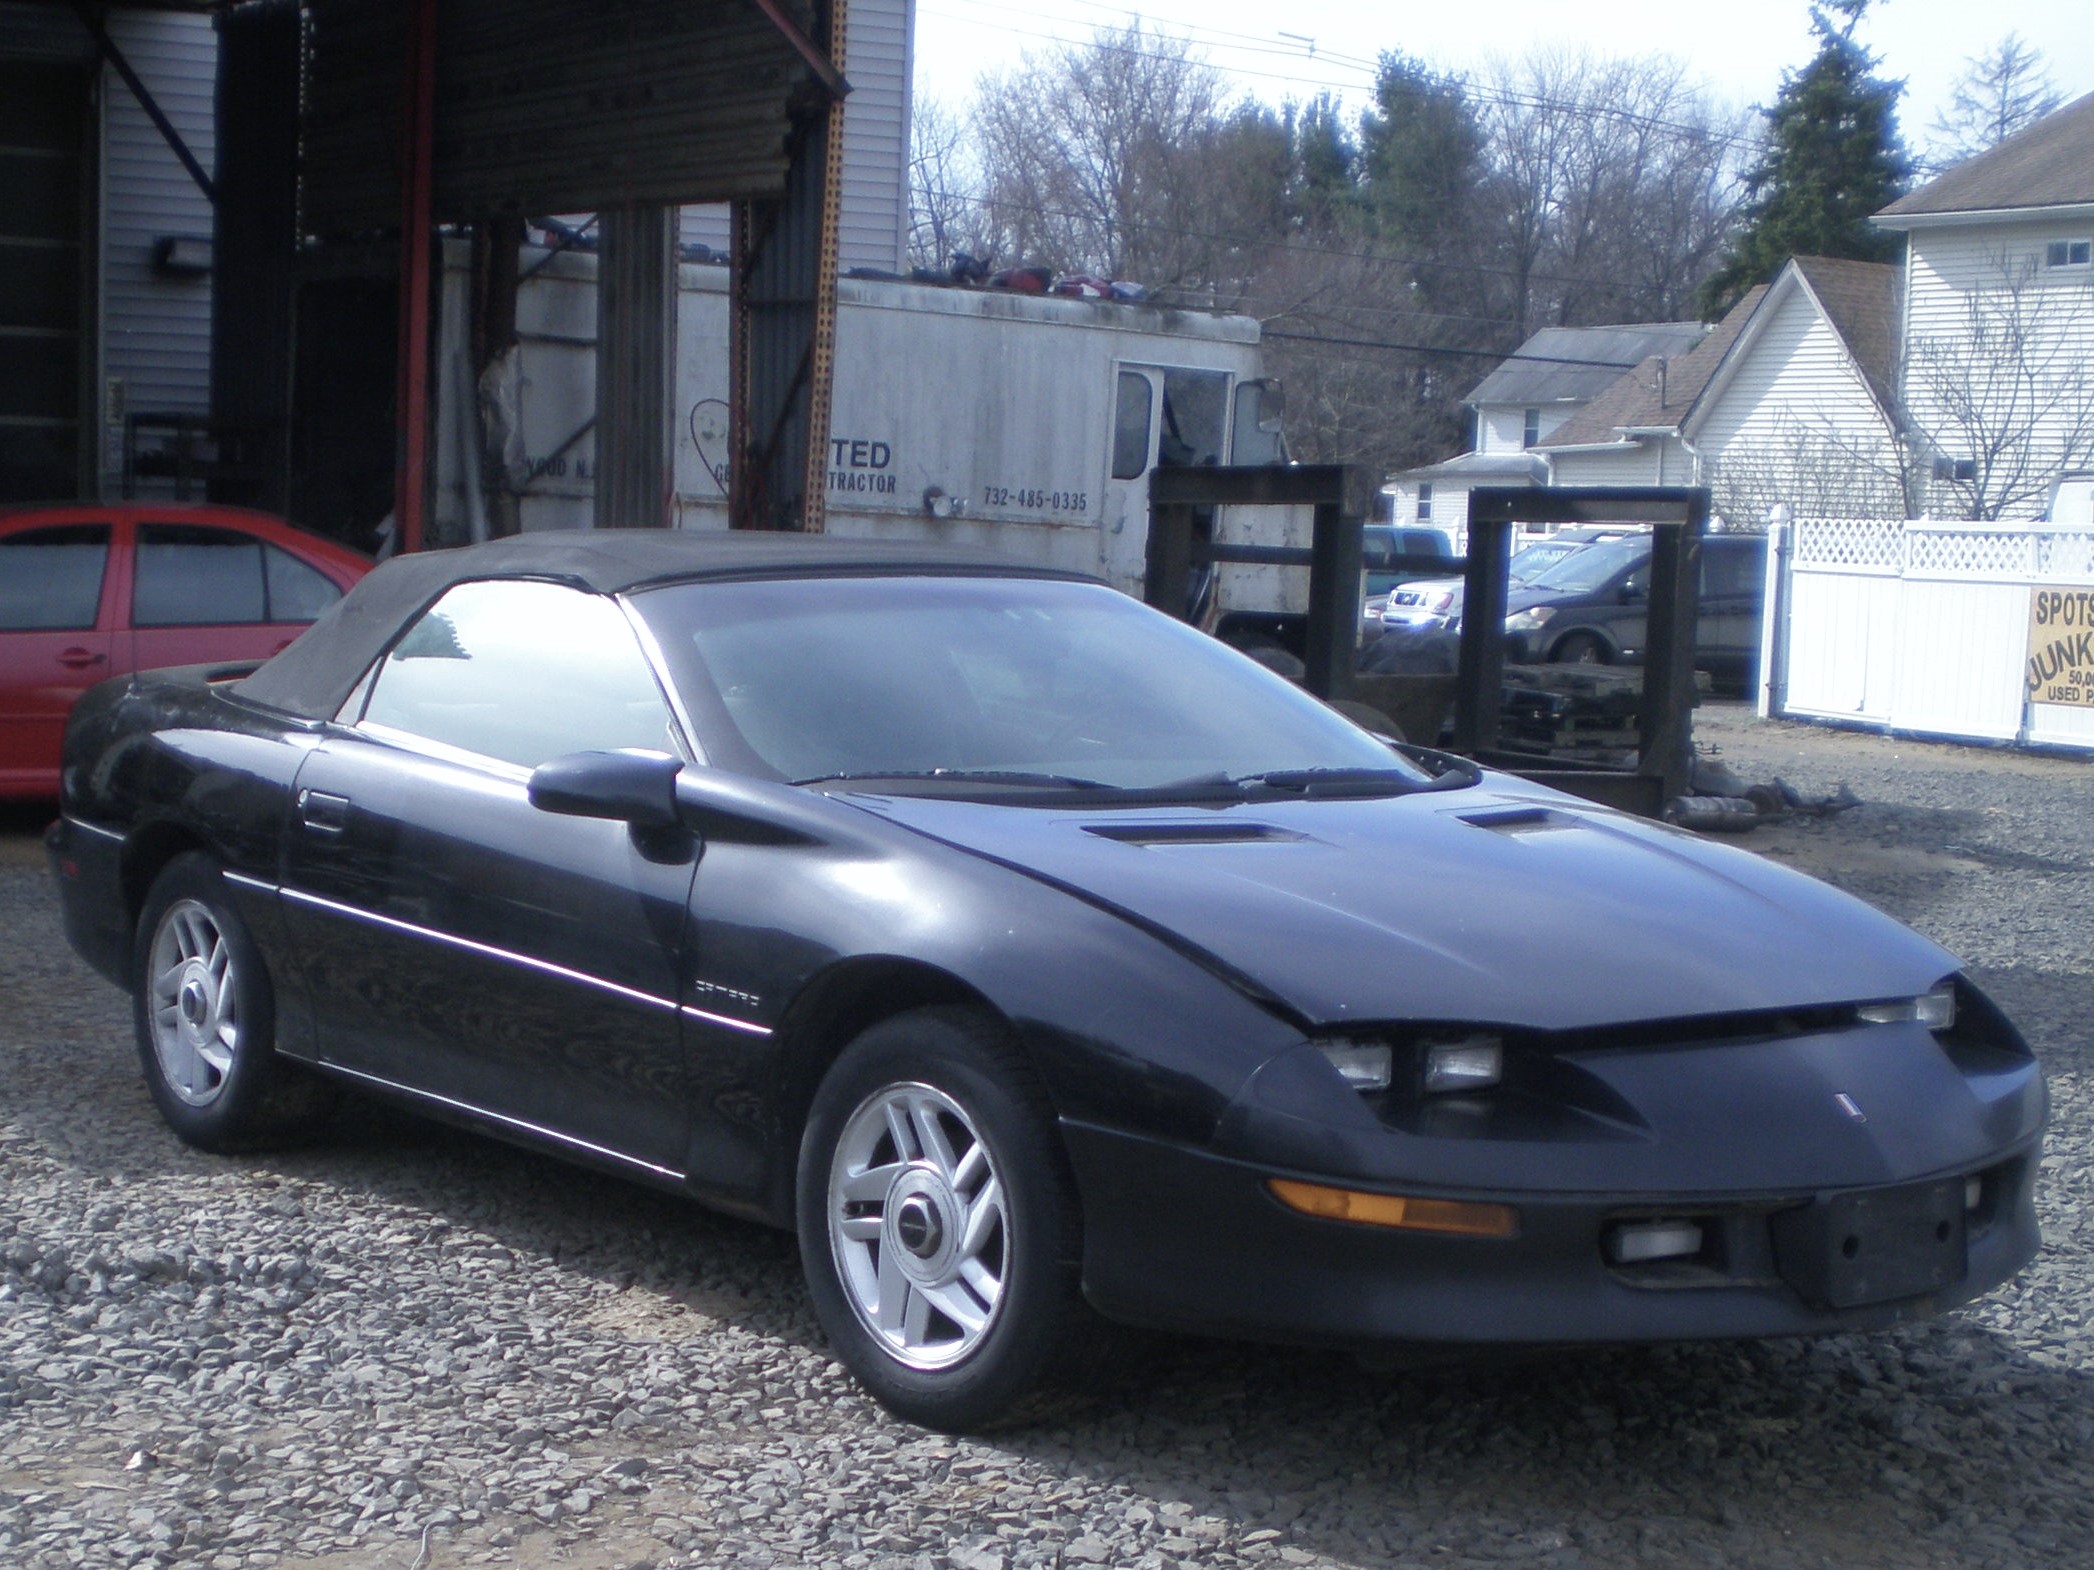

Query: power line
left=1262, top=328, right=1639, bottom=368
left=920, top=0, right=1764, bottom=152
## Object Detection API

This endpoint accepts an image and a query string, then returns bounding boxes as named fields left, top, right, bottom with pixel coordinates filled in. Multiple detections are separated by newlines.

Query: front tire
left=796, top=1007, right=1104, bottom=1431
left=1551, top=631, right=1608, bottom=665
left=133, top=853, right=333, bottom=1151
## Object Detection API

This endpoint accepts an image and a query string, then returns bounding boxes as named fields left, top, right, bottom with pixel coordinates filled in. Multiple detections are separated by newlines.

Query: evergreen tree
left=1357, top=54, right=1485, bottom=252
left=1699, top=0, right=1909, bottom=317
left=1356, top=53, right=1490, bottom=316
left=1285, top=94, right=1358, bottom=236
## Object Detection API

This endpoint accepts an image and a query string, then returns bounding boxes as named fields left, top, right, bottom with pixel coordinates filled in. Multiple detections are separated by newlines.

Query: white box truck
left=432, top=244, right=1308, bottom=618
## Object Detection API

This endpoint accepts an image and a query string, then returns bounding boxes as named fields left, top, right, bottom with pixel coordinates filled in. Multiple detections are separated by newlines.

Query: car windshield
left=635, top=574, right=1433, bottom=796
left=1509, top=541, right=1581, bottom=580
left=1522, top=538, right=1649, bottom=593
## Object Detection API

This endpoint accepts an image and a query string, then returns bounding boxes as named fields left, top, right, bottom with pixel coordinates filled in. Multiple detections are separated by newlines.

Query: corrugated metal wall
left=99, top=9, right=218, bottom=492
left=681, top=0, right=910, bottom=273
left=303, top=0, right=812, bottom=235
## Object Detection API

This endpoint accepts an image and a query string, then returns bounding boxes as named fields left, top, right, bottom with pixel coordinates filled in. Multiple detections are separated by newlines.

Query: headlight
left=1422, top=1034, right=1503, bottom=1093
left=1505, top=607, right=1557, bottom=631
left=1857, top=984, right=1956, bottom=1031
left=1317, top=1038, right=1393, bottom=1092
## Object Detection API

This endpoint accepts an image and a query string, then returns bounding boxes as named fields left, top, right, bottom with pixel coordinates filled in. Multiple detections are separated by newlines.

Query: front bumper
left=1063, top=1120, right=2042, bottom=1348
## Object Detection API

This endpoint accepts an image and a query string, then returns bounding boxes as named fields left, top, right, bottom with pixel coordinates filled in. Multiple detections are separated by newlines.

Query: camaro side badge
left=1834, top=1093, right=1867, bottom=1124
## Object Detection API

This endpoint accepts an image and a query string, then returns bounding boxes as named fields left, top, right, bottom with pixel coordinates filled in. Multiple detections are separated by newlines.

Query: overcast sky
left=912, top=0, right=2094, bottom=154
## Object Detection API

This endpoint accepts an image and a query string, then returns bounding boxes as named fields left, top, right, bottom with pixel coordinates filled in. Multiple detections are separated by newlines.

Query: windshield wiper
left=1158, top=756, right=1482, bottom=798
left=792, top=768, right=1119, bottom=790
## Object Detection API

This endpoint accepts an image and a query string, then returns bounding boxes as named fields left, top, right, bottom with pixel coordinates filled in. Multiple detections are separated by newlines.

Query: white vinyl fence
left=1760, top=518, right=2094, bottom=750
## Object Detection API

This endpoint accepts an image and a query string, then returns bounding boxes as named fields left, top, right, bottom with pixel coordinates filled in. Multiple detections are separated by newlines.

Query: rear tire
left=796, top=1007, right=1109, bottom=1431
left=133, top=853, right=333, bottom=1151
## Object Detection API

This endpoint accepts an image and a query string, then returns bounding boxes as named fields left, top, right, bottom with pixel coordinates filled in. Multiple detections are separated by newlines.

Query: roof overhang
left=1533, top=439, right=1648, bottom=456
left=1874, top=202, right=2094, bottom=232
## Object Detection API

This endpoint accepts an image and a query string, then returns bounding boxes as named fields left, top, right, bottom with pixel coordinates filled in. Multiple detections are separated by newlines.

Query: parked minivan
left=1498, top=533, right=1767, bottom=690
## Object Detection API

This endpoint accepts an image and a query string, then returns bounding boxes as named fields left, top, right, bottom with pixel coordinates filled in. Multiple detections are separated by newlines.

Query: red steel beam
left=393, top=0, right=439, bottom=552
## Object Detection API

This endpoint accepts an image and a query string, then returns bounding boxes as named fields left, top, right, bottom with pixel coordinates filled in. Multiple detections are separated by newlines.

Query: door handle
left=57, top=648, right=106, bottom=670
left=297, top=789, right=351, bottom=835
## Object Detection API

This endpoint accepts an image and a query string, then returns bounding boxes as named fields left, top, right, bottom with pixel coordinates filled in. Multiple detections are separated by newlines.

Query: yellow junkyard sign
left=2026, top=588, right=2094, bottom=707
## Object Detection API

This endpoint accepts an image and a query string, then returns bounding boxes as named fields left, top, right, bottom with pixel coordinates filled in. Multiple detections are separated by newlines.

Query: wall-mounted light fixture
left=153, top=235, right=213, bottom=277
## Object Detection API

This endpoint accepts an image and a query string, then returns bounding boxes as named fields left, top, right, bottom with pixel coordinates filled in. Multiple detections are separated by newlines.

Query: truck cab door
left=1102, top=368, right=1160, bottom=595
left=1103, top=365, right=1233, bottom=603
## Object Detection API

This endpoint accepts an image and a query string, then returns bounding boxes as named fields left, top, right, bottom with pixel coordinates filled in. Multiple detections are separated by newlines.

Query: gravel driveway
left=4, top=704, right=2092, bottom=1570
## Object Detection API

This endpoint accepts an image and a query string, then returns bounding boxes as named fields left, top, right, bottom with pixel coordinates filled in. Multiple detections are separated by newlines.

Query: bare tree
left=1474, top=50, right=1748, bottom=332
left=1706, top=409, right=1912, bottom=525
left=907, top=97, right=996, bottom=272
left=1903, top=250, right=2094, bottom=520
left=1924, top=34, right=2062, bottom=175
left=970, top=24, right=1232, bottom=289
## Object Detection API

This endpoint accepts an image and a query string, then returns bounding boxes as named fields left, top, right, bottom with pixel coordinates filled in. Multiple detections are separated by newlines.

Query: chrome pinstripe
left=274, top=883, right=772, bottom=1035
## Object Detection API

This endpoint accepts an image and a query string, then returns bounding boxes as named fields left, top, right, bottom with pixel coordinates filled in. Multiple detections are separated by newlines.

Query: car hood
left=844, top=779, right=1955, bottom=1032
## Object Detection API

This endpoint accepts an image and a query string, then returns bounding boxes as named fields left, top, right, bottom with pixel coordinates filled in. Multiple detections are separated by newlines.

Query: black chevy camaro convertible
left=48, top=531, right=2043, bottom=1430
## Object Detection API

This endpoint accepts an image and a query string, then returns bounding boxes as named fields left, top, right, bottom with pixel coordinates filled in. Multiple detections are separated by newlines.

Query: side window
left=264, top=545, right=344, bottom=622
left=0, top=525, right=109, bottom=631
left=134, top=524, right=267, bottom=627
left=1230, top=380, right=1285, bottom=466
left=359, top=579, right=677, bottom=770
left=1110, top=371, right=1152, bottom=480
left=1702, top=543, right=1763, bottom=599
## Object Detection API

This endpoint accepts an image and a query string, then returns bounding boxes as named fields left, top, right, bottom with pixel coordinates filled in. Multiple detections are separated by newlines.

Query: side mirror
left=1621, top=579, right=1647, bottom=604
left=529, top=749, right=683, bottom=830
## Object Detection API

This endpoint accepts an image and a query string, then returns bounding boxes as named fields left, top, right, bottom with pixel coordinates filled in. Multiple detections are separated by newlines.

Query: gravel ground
left=4, top=703, right=2093, bottom=1570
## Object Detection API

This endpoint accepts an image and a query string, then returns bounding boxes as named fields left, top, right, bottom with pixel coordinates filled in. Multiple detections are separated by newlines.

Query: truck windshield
left=635, top=575, right=1428, bottom=796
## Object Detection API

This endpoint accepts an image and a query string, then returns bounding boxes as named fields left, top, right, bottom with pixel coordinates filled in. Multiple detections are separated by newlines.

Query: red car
left=0, top=503, right=371, bottom=800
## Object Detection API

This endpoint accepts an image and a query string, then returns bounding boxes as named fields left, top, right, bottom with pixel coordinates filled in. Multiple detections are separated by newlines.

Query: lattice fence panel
left=1906, top=529, right=2036, bottom=577
left=2036, top=532, right=2094, bottom=579
left=1793, top=517, right=1900, bottom=568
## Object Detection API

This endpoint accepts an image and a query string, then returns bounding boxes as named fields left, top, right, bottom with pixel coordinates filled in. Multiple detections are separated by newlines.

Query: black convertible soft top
left=234, top=528, right=1087, bottom=721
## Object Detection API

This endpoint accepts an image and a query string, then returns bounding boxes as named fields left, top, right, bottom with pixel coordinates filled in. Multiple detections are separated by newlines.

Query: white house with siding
left=1687, top=257, right=1906, bottom=524
left=1874, top=90, right=2094, bottom=521
left=1383, top=320, right=1706, bottom=539
left=1520, top=258, right=1905, bottom=529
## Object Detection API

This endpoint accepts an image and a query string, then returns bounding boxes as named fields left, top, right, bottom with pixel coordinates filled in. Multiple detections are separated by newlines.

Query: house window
left=2046, top=239, right=2092, bottom=269
left=1522, top=408, right=1541, bottom=447
left=1417, top=483, right=1434, bottom=521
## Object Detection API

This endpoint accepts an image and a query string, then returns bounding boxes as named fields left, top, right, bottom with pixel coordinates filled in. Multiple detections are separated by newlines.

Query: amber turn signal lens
left=1267, top=1179, right=1517, bottom=1237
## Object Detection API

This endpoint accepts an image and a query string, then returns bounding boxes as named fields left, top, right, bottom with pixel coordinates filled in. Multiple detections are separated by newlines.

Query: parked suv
left=1376, top=525, right=1643, bottom=634
left=1362, top=524, right=1453, bottom=596
left=1499, top=532, right=1766, bottom=690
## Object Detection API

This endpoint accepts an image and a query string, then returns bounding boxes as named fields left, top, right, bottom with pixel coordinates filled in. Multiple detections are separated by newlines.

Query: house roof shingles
left=1536, top=286, right=1768, bottom=449
left=1788, top=255, right=1899, bottom=413
left=1878, top=89, right=2094, bottom=220
left=1462, top=322, right=1708, bottom=407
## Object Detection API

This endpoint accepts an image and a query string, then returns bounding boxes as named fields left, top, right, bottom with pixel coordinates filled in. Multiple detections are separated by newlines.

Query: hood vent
left=1084, top=822, right=1306, bottom=848
left=1459, top=806, right=1582, bottom=837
